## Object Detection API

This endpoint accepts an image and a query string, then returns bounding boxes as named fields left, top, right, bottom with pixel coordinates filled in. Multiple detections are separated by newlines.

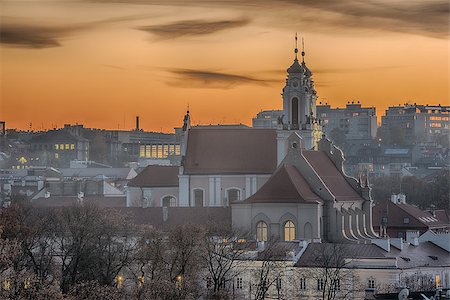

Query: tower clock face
left=292, top=80, right=299, bottom=87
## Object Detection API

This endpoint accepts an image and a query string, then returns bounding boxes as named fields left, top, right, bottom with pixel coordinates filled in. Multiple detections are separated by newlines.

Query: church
left=126, top=40, right=379, bottom=243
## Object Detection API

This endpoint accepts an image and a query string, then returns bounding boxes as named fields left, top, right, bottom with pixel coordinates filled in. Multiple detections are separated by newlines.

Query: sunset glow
left=1, top=0, right=448, bottom=132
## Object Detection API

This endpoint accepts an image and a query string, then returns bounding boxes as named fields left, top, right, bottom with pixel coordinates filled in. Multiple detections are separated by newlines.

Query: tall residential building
left=317, top=102, right=377, bottom=144
left=379, top=104, right=449, bottom=145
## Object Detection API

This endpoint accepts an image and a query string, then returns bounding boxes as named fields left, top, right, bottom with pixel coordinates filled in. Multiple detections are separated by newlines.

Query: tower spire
left=301, top=37, right=305, bottom=62
left=294, top=32, right=298, bottom=60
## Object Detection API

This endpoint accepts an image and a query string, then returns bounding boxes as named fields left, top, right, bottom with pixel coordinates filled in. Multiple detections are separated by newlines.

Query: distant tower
left=277, top=35, right=322, bottom=163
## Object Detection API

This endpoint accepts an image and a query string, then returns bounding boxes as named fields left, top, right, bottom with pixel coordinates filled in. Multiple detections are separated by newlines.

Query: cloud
left=166, top=68, right=276, bottom=89
left=89, top=0, right=448, bottom=38
left=0, top=15, right=150, bottom=49
left=137, top=18, right=250, bottom=39
left=0, top=24, right=72, bottom=48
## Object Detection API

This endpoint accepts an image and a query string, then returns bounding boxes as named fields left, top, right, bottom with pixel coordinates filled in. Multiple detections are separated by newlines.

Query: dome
left=287, top=58, right=303, bottom=73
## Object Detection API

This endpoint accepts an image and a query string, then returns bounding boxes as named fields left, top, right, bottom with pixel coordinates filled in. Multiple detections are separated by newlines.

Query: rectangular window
left=55, top=144, right=59, bottom=150
left=175, top=145, right=181, bottom=156
left=299, top=278, right=306, bottom=290
left=70, top=144, right=75, bottom=150
left=157, top=145, right=163, bottom=158
left=368, top=279, right=375, bottom=289
left=145, top=145, right=151, bottom=158
left=139, top=145, right=145, bottom=158
left=151, top=145, right=157, bottom=158
left=317, top=279, right=324, bottom=291
left=403, top=217, right=410, bottom=224
left=55, top=153, right=59, bottom=159
left=236, top=277, right=243, bottom=289
left=169, top=144, right=175, bottom=156
left=334, top=279, right=340, bottom=291
left=430, top=123, right=441, bottom=128
left=65, top=144, right=70, bottom=150
left=60, top=144, right=64, bottom=150
left=162, top=144, right=169, bottom=158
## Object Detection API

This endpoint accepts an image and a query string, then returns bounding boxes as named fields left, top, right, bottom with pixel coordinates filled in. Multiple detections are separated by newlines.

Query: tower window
left=292, top=97, right=299, bottom=125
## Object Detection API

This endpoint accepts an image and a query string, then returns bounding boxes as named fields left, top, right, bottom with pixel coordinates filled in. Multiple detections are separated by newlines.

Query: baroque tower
left=277, top=35, right=322, bottom=164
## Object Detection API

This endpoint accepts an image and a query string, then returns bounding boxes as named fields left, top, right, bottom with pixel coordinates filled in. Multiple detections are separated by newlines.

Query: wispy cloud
left=138, top=18, right=250, bottom=39
left=0, top=15, right=150, bottom=49
left=166, top=68, right=276, bottom=89
left=88, top=0, right=449, bottom=38
left=0, top=24, right=74, bottom=48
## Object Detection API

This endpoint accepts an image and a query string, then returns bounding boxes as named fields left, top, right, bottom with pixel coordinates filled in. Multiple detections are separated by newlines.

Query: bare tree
left=251, top=241, right=289, bottom=300
left=53, top=204, right=134, bottom=292
left=201, top=227, right=249, bottom=299
left=302, top=243, right=359, bottom=300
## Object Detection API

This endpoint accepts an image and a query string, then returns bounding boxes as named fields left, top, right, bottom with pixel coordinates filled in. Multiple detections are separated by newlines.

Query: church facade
left=127, top=42, right=378, bottom=243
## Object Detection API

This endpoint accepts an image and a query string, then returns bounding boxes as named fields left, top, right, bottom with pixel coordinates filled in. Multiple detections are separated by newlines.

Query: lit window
left=162, top=144, right=169, bottom=158
left=169, top=144, right=175, bottom=155
left=157, top=145, right=163, bottom=158
left=284, top=221, right=295, bottom=241
left=60, top=144, right=64, bottom=150
left=55, top=144, right=59, bottom=150
left=145, top=145, right=151, bottom=158
left=430, top=123, right=441, bottom=128
left=139, top=145, right=145, bottom=158
left=151, top=145, right=157, bottom=158
left=70, top=144, right=75, bottom=150
left=256, top=221, right=268, bottom=242
left=175, top=145, right=181, bottom=156
left=55, top=153, right=59, bottom=159
left=65, top=144, right=70, bottom=150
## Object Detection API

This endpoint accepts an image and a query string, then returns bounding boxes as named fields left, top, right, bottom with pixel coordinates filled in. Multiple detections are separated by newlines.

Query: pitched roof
left=372, top=200, right=450, bottom=230
left=302, top=150, right=363, bottom=202
left=128, top=165, right=179, bottom=188
left=242, top=164, right=322, bottom=204
left=295, top=242, right=450, bottom=268
left=183, top=128, right=277, bottom=175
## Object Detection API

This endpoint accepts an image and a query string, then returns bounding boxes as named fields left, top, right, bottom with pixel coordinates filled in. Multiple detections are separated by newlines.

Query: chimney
left=135, top=116, right=140, bottom=131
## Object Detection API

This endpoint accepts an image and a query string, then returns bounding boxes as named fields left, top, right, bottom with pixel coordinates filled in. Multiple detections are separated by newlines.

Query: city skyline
left=1, top=0, right=448, bottom=132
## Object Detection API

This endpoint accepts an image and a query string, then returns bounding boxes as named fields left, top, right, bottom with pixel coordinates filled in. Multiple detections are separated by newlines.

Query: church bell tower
left=277, top=35, right=322, bottom=164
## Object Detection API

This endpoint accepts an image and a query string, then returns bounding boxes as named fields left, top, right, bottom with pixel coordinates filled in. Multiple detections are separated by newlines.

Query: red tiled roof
left=183, top=128, right=277, bottom=175
left=242, top=164, right=322, bottom=204
left=302, top=150, right=363, bottom=202
left=32, top=196, right=126, bottom=207
left=128, top=165, right=179, bottom=188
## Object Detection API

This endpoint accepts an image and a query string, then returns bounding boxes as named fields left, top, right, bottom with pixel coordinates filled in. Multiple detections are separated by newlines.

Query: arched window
left=284, top=221, right=295, bottom=241
left=162, top=195, right=177, bottom=207
left=292, top=97, right=299, bottom=125
left=256, top=221, right=268, bottom=242
left=193, top=189, right=204, bottom=207
left=227, top=188, right=240, bottom=203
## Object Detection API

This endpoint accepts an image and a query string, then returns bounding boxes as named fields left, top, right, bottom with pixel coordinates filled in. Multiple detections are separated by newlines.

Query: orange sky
left=0, top=0, right=448, bottom=132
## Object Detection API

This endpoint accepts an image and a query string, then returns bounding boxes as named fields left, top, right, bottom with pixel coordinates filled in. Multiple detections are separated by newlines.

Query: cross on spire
left=301, top=37, right=305, bottom=62
left=294, top=33, right=299, bottom=59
